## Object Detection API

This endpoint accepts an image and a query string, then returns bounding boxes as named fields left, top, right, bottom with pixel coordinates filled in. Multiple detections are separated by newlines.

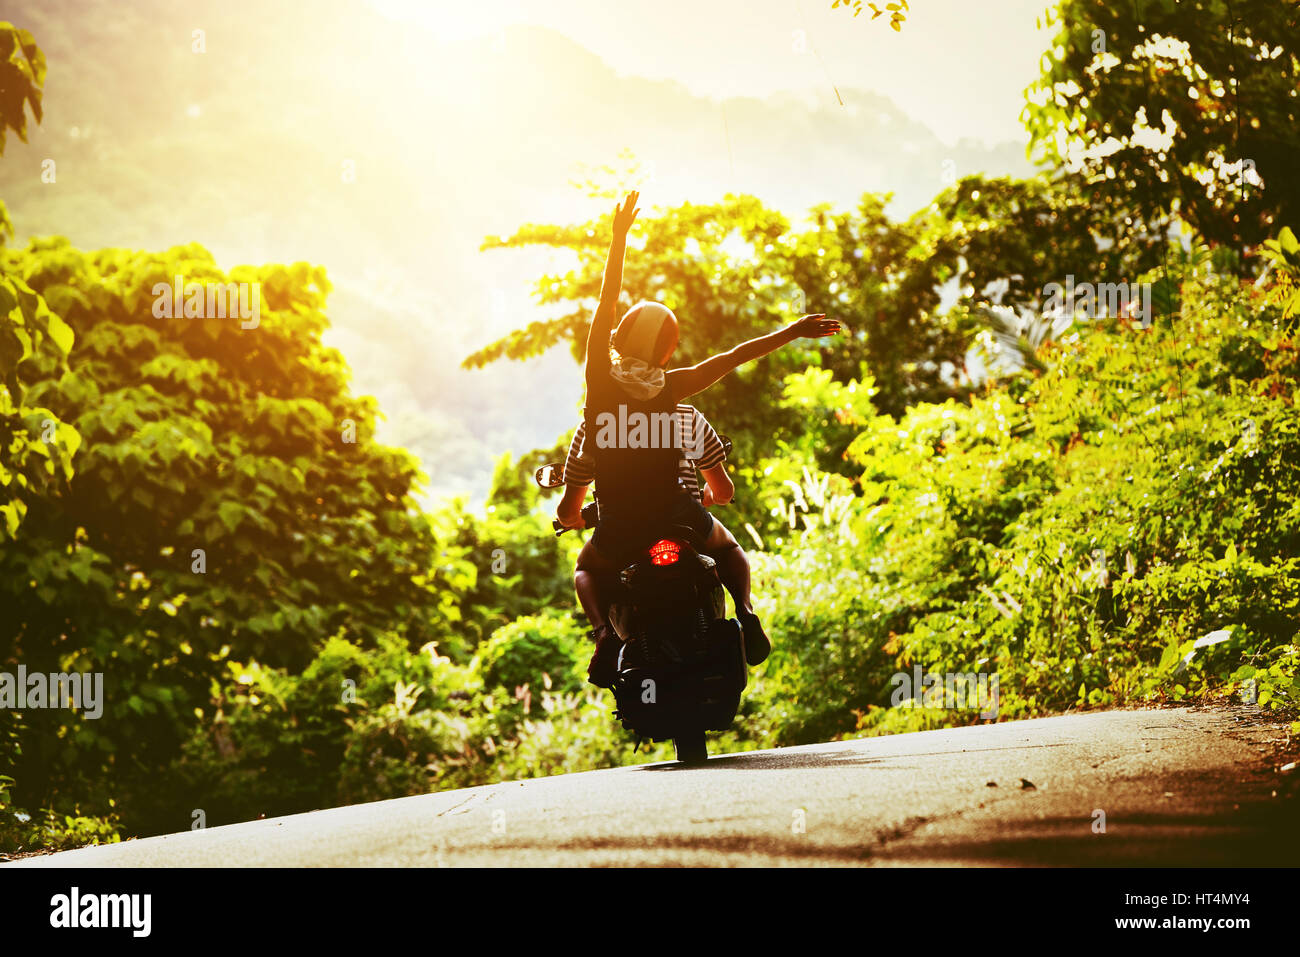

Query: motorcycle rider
left=556, top=191, right=841, bottom=686
left=558, top=400, right=745, bottom=680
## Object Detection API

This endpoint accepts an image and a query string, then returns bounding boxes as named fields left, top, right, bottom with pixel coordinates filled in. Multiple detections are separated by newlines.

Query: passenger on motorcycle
left=554, top=191, right=842, bottom=686
left=558, top=401, right=744, bottom=681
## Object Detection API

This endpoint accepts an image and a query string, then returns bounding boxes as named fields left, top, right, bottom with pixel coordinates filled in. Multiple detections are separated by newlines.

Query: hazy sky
left=369, top=0, right=1055, bottom=147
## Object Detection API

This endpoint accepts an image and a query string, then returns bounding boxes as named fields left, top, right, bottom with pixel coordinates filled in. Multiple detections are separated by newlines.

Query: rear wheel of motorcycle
left=673, top=732, right=708, bottom=765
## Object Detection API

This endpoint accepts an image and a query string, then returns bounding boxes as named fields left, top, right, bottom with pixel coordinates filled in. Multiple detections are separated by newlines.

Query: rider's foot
left=738, top=611, right=770, bottom=666
left=586, top=624, right=622, bottom=687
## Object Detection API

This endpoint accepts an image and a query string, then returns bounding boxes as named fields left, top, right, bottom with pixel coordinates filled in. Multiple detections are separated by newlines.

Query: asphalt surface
left=9, top=706, right=1298, bottom=867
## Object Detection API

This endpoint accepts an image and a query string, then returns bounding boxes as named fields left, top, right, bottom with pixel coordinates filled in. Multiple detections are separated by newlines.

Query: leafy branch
left=831, top=0, right=910, bottom=30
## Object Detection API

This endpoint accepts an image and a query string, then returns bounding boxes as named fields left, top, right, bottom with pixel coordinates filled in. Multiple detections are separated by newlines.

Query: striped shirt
left=564, top=404, right=727, bottom=503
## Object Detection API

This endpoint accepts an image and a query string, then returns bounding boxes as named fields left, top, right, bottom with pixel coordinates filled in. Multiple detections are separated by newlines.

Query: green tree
left=0, top=237, right=470, bottom=829
left=923, top=174, right=1162, bottom=314
left=0, top=23, right=66, bottom=545
left=1024, top=0, right=1300, bottom=257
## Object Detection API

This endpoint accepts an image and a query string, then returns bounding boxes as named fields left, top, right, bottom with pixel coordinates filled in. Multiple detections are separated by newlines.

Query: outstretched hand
left=612, top=190, right=640, bottom=237
left=788, top=314, right=842, bottom=339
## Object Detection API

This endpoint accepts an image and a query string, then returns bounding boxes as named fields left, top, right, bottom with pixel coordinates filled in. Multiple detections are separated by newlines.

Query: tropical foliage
left=3, top=0, right=1298, bottom=853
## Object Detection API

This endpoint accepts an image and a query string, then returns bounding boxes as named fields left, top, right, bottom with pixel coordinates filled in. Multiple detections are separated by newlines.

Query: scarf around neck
left=609, top=357, right=666, bottom=400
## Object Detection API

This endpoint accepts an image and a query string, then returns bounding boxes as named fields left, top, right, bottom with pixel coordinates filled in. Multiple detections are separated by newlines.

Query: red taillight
left=649, top=539, right=681, bottom=566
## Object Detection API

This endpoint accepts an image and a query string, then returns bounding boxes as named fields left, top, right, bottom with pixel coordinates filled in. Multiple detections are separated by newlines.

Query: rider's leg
left=702, top=519, right=753, bottom=617
left=575, top=539, right=623, bottom=686
left=574, top=539, right=610, bottom=630
left=702, top=519, right=770, bottom=665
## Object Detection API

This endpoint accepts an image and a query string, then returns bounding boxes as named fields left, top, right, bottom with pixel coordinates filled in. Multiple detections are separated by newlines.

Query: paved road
left=10, top=706, right=1298, bottom=867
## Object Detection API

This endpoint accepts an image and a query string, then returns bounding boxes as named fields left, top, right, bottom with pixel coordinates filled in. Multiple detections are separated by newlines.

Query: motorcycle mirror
left=534, top=463, right=565, bottom=489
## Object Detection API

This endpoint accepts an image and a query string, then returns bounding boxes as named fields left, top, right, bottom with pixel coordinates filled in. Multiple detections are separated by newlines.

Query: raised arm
left=584, top=190, right=640, bottom=392
left=665, top=313, right=842, bottom=399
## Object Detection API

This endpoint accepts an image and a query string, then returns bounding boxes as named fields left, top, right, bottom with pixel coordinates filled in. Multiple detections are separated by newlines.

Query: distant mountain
left=0, top=0, right=1035, bottom=503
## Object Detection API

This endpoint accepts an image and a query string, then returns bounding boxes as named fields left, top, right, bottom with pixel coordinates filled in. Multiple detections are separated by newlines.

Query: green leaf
left=1278, top=226, right=1299, bottom=256
left=217, top=501, right=244, bottom=533
left=1156, top=639, right=1182, bottom=674
left=44, top=311, right=74, bottom=354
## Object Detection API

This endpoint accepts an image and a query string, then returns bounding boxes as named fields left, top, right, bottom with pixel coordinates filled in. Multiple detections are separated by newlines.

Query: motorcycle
left=534, top=443, right=747, bottom=764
